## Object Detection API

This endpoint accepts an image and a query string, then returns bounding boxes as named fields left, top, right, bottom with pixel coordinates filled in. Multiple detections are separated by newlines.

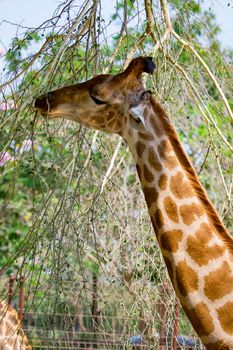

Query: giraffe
left=0, top=301, right=31, bottom=350
left=35, top=56, right=233, bottom=350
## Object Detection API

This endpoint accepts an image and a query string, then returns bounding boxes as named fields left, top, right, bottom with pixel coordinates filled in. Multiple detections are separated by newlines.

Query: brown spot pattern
left=143, top=186, right=158, bottom=208
left=6, top=320, right=16, bottom=333
left=5, top=338, right=16, bottom=348
left=107, top=119, right=117, bottom=128
left=148, top=146, right=162, bottom=171
left=164, top=196, right=179, bottom=223
left=217, top=302, right=233, bottom=335
left=187, top=223, right=225, bottom=266
left=164, top=257, right=174, bottom=282
left=152, top=209, right=165, bottom=230
left=150, top=114, right=164, bottom=136
left=160, top=229, right=183, bottom=253
left=158, top=139, right=173, bottom=156
left=136, top=141, right=146, bottom=158
left=170, top=171, right=194, bottom=199
left=115, top=120, right=121, bottom=131
left=204, top=262, right=233, bottom=301
left=158, top=140, right=179, bottom=169
left=6, top=313, right=18, bottom=325
left=158, top=174, right=167, bottom=190
left=107, top=110, right=115, bottom=118
left=138, top=132, right=154, bottom=141
left=93, top=116, right=105, bottom=124
left=143, top=107, right=148, bottom=118
left=165, top=155, right=179, bottom=169
left=143, top=164, right=154, bottom=182
left=205, top=341, right=231, bottom=350
left=0, top=301, right=32, bottom=349
left=183, top=303, right=214, bottom=337
left=176, top=261, right=199, bottom=297
left=180, top=203, right=204, bottom=225
left=136, top=164, right=142, bottom=180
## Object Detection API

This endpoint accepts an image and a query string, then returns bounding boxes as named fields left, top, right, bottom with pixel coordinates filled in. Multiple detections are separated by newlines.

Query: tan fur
left=150, top=97, right=232, bottom=246
left=0, top=301, right=31, bottom=350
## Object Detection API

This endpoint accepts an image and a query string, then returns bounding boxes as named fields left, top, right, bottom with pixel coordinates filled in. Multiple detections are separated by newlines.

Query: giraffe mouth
left=35, top=93, right=77, bottom=119
left=35, top=94, right=54, bottom=115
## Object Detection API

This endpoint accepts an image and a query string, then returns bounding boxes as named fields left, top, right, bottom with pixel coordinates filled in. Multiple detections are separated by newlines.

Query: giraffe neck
left=123, top=97, right=233, bottom=349
left=0, top=301, right=31, bottom=350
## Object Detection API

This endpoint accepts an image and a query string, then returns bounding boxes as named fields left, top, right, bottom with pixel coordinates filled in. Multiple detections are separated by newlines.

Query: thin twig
left=0, top=36, right=63, bottom=89
left=166, top=54, right=233, bottom=152
left=198, top=144, right=211, bottom=175
left=171, top=30, right=233, bottom=122
left=100, top=138, right=122, bottom=193
left=159, top=0, right=233, bottom=122
left=103, top=0, right=128, bottom=73
left=211, top=138, right=231, bottom=201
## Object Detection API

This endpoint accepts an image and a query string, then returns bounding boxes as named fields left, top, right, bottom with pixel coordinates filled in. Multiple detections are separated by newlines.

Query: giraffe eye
left=90, top=95, right=107, bottom=105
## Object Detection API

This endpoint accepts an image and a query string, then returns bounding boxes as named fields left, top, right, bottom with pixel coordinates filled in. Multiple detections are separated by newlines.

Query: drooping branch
left=159, top=0, right=233, bottom=122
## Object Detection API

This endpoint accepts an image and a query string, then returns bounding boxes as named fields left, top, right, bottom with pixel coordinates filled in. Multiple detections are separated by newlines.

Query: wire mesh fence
left=1, top=274, right=203, bottom=350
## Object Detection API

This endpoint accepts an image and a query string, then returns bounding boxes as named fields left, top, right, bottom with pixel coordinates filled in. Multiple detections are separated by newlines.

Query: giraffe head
left=35, top=57, right=155, bottom=134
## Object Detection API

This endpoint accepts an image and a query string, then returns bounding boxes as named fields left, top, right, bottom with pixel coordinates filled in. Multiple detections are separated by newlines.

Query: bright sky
left=202, top=0, right=233, bottom=48
left=0, top=0, right=232, bottom=56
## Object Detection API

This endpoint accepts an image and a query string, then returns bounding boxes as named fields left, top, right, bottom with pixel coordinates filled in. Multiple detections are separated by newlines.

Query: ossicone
left=124, top=56, right=156, bottom=78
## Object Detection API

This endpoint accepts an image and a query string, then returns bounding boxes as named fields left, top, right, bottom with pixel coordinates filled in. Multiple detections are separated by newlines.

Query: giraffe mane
left=150, top=97, right=233, bottom=252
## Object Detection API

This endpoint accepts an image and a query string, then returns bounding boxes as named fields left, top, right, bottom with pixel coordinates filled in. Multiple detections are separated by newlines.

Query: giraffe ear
left=129, top=104, right=148, bottom=132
